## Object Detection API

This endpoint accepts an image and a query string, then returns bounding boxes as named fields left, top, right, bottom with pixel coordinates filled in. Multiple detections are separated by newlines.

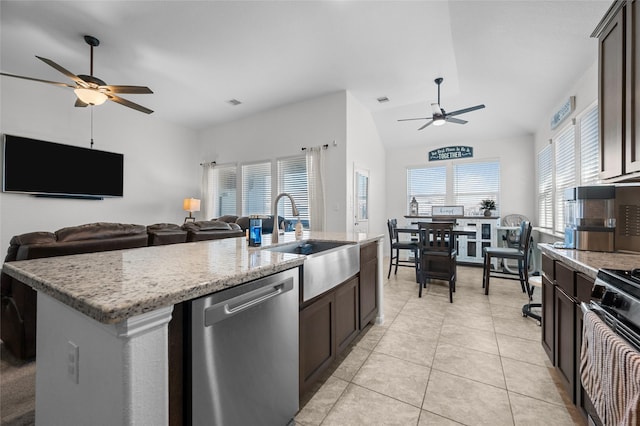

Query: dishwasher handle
left=204, top=277, right=294, bottom=326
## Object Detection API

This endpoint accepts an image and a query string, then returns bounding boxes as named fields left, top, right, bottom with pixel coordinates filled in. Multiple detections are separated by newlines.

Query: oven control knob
left=601, top=291, right=623, bottom=308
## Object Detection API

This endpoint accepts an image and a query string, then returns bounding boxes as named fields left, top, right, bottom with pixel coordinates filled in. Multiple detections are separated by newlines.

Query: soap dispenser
left=295, top=218, right=303, bottom=239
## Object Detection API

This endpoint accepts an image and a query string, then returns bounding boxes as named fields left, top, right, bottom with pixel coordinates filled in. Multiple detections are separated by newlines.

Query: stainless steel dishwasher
left=190, top=268, right=299, bottom=426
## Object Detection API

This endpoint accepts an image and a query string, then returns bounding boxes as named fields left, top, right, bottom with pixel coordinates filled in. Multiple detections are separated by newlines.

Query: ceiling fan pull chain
left=90, top=107, right=94, bottom=149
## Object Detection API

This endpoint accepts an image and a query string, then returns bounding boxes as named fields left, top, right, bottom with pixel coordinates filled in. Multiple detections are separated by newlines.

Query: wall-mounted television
left=2, top=134, right=124, bottom=199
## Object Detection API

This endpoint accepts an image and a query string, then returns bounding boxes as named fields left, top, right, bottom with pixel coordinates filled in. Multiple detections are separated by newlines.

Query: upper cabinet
left=594, top=0, right=640, bottom=181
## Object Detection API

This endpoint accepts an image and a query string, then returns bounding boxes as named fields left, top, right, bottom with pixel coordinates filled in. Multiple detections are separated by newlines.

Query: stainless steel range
left=588, top=268, right=640, bottom=351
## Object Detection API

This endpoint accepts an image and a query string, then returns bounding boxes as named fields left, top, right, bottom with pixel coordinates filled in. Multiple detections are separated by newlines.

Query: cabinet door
left=542, top=275, right=555, bottom=362
left=359, top=243, right=378, bottom=328
left=599, top=7, right=625, bottom=179
left=299, top=293, right=335, bottom=394
left=626, top=0, right=640, bottom=174
left=335, top=276, right=359, bottom=354
left=555, top=287, right=576, bottom=403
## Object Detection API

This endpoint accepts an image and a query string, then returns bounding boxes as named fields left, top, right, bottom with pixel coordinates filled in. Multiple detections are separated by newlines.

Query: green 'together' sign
left=428, top=146, right=473, bottom=161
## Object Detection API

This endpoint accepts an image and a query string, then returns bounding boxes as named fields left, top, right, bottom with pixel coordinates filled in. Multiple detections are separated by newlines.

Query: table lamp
left=183, top=198, right=201, bottom=223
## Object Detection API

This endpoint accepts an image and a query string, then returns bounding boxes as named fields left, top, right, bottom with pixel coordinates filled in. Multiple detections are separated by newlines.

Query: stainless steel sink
left=264, top=240, right=360, bottom=301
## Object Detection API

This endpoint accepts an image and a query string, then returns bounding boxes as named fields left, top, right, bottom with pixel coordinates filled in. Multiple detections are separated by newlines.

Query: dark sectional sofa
left=0, top=220, right=247, bottom=360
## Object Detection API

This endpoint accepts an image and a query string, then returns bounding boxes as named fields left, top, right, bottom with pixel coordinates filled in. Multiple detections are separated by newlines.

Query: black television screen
left=2, top=134, right=124, bottom=199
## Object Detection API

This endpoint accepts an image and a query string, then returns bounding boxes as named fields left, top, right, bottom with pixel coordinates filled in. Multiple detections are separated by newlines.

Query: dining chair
left=387, top=219, right=419, bottom=279
left=482, top=220, right=533, bottom=296
left=417, top=222, right=457, bottom=302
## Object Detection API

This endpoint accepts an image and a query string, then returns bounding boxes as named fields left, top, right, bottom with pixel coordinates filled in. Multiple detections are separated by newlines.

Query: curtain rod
left=199, top=161, right=217, bottom=166
left=301, top=144, right=329, bottom=152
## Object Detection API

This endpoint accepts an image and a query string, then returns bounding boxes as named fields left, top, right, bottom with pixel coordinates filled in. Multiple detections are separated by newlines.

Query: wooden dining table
left=395, top=223, right=477, bottom=238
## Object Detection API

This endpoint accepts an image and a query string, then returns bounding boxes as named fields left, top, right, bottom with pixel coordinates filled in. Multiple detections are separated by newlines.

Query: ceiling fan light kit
left=398, top=77, right=485, bottom=130
left=74, top=88, right=107, bottom=105
left=0, top=35, right=153, bottom=114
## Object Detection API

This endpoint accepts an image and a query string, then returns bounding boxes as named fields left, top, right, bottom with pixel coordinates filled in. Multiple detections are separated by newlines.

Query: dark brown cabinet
left=299, top=292, right=335, bottom=394
left=541, top=251, right=597, bottom=421
left=335, top=276, right=359, bottom=354
left=595, top=0, right=640, bottom=181
left=359, top=242, right=378, bottom=328
left=555, top=285, right=576, bottom=400
left=541, top=253, right=555, bottom=362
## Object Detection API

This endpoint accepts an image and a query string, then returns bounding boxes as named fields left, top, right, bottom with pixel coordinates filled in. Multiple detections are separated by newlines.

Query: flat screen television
left=2, top=134, right=124, bottom=199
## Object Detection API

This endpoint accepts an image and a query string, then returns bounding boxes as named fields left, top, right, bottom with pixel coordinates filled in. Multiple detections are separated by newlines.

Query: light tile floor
left=295, top=263, right=586, bottom=426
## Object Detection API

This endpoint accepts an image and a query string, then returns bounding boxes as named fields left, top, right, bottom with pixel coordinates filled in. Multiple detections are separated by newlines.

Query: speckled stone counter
left=538, top=243, right=640, bottom=278
left=1, top=230, right=383, bottom=324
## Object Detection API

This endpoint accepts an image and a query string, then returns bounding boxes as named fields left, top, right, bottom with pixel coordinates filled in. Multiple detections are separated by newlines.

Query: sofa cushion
left=216, top=215, right=239, bottom=224
left=56, top=222, right=146, bottom=242
left=147, top=223, right=183, bottom=232
left=229, top=223, right=241, bottom=231
left=6, top=232, right=56, bottom=262
left=183, top=221, right=231, bottom=232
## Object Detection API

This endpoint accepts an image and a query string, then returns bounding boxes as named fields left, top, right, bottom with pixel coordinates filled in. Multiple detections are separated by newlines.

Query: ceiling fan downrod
left=84, top=35, right=100, bottom=76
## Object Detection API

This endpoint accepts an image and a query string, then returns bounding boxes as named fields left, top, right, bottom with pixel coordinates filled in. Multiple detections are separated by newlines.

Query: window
left=407, top=166, right=446, bottom=216
left=277, top=156, right=309, bottom=227
left=579, top=104, right=600, bottom=185
left=242, top=162, right=271, bottom=216
left=453, top=161, right=500, bottom=214
left=536, top=102, right=600, bottom=234
left=537, top=145, right=553, bottom=230
left=554, top=124, right=576, bottom=233
left=213, top=164, right=237, bottom=217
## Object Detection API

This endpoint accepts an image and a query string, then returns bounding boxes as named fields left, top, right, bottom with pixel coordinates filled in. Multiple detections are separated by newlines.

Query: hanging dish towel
left=580, top=310, right=640, bottom=426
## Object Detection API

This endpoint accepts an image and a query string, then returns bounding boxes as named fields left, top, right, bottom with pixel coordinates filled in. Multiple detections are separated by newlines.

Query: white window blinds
left=242, top=162, right=271, bottom=216
left=554, top=124, right=576, bottom=233
left=213, top=164, right=237, bottom=217
left=407, top=166, right=446, bottom=216
left=537, top=145, right=553, bottom=230
left=579, top=105, right=600, bottom=185
left=453, top=161, right=500, bottom=215
left=277, top=156, right=309, bottom=227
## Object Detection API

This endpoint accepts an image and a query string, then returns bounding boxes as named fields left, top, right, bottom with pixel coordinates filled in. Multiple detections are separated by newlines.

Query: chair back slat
left=387, top=218, right=399, bottom=242
left=418, top=222, right=454, bottom=254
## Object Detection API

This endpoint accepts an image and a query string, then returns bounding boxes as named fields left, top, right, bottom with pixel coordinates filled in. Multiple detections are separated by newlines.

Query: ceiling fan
left=398, top=77, right=484, bottom=130
left=0, top=35, right=153, bottom=114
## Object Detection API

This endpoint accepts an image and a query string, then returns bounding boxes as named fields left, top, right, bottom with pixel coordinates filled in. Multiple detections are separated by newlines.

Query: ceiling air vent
left=377, top=96, right=390, bottom=103
left=227, top=99, right=242, bottom=106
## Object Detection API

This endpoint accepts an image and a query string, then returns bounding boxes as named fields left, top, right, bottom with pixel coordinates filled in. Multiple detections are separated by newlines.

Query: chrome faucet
left=272, top=193, right=300, bottom=243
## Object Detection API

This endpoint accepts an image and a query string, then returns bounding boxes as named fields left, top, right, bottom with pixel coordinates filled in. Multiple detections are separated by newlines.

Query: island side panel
left=35, top=293, right=172, bottom=426
left=376, top=238, right=384, bottom=325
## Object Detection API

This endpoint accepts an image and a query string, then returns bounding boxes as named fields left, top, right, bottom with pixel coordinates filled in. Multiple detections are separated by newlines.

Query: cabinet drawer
left=360, top=242, right=377, bottom=263
left=576, top=273, right=594, bottom=304
left=556, top=261, right=576, bottom=298
left=542, top=253, right=555, bottom=281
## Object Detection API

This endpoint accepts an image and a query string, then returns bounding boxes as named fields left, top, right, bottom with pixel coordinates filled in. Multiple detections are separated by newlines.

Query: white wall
left=345, top=92, right=386, bottom=238
left=385, top=134, right=535, bottom=232
left=0, top=78, right=200, bottom=253
left=198, top=91, right=350, bottom=231
left=534, top=60, right=598, bottom=154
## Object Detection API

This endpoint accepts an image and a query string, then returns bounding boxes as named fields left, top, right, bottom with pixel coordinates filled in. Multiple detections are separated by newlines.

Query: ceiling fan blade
left=446, top=104, right=486, bottom=117
left=446, top=117, right=468, bottom=125
left=36, top=56, right=88, bottom=87
left=107, top=94, right=154, bottom=114
left=101, top=85, right=153, bottom=94
left=418, top=120, right=434, bottom=130
left=0, top=72, right=76, bottom=88
left=398, top=117, right=430, bottom=122
left=75, top=98, right=89, bottom=108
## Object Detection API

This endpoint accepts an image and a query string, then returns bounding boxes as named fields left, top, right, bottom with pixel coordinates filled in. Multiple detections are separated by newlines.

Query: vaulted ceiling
left=0, top=1, right=611, bottom=148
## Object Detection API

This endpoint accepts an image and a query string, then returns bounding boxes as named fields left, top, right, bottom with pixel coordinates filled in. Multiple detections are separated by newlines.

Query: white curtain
left=200, top=162, right=215, bottom=221
left=306, top=147, right=326, bottom=231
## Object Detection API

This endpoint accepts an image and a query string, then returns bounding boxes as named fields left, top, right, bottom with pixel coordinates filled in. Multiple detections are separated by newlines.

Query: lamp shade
left=183, top=198, right=201, bottom=212
left=74, top=88, right=108, bottom=105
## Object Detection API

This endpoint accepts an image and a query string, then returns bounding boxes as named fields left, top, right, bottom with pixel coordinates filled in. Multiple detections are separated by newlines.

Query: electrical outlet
left=67, top=341, right=79, bottom=384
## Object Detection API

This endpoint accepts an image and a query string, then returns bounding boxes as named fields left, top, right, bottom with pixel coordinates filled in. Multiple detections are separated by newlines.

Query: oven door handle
left=580, top=301, right=592, bottom=315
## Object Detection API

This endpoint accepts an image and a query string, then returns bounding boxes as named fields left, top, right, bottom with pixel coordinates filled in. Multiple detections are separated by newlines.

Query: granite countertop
left=2, top=230, right=383, bottom=324
left=538, top=243, right=640, bottom=279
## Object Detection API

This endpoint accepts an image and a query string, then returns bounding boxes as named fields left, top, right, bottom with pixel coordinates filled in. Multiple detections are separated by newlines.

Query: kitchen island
left=1, top=230, right=383, bottom=425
